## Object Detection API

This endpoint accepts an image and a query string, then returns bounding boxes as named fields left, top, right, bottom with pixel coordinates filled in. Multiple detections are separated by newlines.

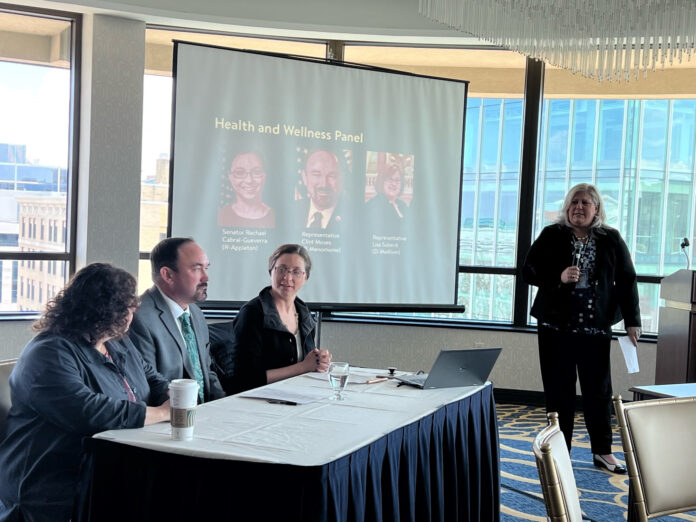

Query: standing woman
left=0, top=263, right=171, bottom=522
left=522, top=183, right=641, bottom=473
left=213, top=244, right=331, bottom=395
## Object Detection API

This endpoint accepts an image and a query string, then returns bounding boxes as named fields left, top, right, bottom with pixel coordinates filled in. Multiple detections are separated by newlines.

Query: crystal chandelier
left=419, top=0, right=696, bottom=82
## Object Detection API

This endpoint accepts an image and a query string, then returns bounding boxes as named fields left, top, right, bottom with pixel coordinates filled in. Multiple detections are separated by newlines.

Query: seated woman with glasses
left=0, top=263, right=171, bottom=522
left=217, top=149, right=275, bottom=228
left=211, top=244, right=331, bottom=395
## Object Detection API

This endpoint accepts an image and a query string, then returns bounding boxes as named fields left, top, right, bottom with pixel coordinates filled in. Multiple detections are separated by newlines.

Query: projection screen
left=170, top=42, right=467, bottom=310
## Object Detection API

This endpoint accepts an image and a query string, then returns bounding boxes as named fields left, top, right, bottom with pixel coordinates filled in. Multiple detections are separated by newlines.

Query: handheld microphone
left=572, top=240, right=584, bottom=267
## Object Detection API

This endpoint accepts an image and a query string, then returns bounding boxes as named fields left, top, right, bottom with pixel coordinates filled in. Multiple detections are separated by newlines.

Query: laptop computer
left=394, top=348, right=502, bottom=389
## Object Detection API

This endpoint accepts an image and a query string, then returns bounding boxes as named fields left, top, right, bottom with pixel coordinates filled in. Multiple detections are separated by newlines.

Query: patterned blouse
left=542, top=232, right=605, bottom=336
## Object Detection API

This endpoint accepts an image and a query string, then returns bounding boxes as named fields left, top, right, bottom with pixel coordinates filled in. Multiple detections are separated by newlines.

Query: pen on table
left=266, top=399, right=298, bottom=405
left=365, top=377, right=388, bottom=384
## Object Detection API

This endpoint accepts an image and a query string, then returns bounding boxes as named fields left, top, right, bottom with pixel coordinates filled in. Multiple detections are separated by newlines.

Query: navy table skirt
left=79, top=384, right=499, bottom=522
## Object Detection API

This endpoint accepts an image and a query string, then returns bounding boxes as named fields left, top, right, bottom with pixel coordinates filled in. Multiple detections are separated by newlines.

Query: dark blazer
left=128, top=286, right=225, bottom=402
left=0, top=334, right=168, bottom=522
left=365, top=193, right=408, bottom=233
left=297, top=198, right=346, bottom=231
left=522, top=223, right=641, bottom=335
left=212, top=286, right=317, bottom=395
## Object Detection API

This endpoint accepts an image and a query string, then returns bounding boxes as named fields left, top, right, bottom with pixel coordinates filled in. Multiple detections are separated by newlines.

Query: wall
left=321, top=322, right=656, bottom=400
left=0, top=321, right=34, bottom=361
left=76, top=14, right=144, bottom=275
left=2, top=316, right=655, bottom=401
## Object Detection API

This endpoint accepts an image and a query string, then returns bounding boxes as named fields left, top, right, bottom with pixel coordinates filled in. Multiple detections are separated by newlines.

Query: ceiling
left=6, top=0, right=487, bottom=43
left=0, top=10, right=69, bottom=34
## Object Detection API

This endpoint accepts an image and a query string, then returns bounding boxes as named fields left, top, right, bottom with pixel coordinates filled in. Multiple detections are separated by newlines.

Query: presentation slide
left=170, top=42, right=467, bottom=309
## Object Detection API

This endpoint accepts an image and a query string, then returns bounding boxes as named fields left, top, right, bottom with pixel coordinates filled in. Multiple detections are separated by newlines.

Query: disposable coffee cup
left=169, top=379, right=199, bottom=441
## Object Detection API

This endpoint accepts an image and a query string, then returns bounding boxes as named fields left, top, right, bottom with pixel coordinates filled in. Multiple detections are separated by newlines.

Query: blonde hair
left=555, top=183, right=606, bottom=228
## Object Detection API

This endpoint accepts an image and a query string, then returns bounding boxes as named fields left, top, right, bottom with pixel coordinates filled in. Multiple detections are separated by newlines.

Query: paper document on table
left=618, top=336, right=639, bottom=374
left=238, top=387, right=328, bottom=404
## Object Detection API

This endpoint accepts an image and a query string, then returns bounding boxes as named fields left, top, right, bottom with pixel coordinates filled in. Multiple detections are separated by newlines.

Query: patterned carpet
left=497, top=403, right=696, bottom=521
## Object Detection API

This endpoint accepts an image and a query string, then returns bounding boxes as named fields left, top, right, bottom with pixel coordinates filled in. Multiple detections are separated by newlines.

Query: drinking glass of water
left=328, top=362, right=350, bottom=401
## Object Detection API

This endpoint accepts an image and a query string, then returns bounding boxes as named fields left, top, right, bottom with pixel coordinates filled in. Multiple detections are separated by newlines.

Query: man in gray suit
left=299, top=149, right=346, bottom=230
left=129, top=237, right=225, bottom=402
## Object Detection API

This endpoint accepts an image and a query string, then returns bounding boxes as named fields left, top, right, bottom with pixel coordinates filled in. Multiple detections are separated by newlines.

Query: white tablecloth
left=95, top=370, right=488, bottom=467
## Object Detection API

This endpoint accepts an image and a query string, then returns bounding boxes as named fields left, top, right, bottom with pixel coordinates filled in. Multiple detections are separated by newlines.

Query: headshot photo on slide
left=217, top=147, right=275, bottom=229
left=364, top=151, right=413, bottom=233
left=295, top=147, right=352, bottom=231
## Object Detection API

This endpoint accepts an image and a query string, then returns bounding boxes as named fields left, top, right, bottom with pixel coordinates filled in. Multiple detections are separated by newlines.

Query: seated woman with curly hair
left=0, top=263, right=171, bottom=522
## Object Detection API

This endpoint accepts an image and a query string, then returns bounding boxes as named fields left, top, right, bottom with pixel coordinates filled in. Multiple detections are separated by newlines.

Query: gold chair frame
left=533, top=412, right=585, bottom=522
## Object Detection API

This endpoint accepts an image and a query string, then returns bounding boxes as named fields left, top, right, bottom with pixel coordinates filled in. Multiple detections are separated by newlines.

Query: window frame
left=0, top=4, right=81, bottom=317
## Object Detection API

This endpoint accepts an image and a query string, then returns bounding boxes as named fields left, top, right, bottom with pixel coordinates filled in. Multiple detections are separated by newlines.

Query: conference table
left=78, top=370, right=500, bottom=522
left=629, top=382, right=696, bottom=401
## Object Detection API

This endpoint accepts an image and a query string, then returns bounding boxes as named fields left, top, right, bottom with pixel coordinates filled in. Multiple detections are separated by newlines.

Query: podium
left=656, top=269, right=696, bottom=384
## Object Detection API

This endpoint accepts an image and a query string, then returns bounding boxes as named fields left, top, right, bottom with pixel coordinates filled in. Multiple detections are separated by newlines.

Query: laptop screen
left=397, top=348, right=502, bottom=389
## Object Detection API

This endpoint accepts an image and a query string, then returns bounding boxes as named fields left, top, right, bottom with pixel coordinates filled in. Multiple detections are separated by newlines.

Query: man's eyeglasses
left=274, top=266, right=306, bottom=278
left=230, top=168, right=264, bottom=181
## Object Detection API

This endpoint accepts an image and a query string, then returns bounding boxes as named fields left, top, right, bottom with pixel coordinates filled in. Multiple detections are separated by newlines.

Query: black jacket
left=211, top=287, right=317, bottom=395
left=522, top=224, right=641, bottom=335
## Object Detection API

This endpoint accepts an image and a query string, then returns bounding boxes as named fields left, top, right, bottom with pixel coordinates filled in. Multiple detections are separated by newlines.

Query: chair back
left=208, top=320, right=236, bottom=391
left=0, top=359, right=17, bottom=439
left=533, top=412, right=584, bottom=522
left=614, top=395, right=696, bottom=521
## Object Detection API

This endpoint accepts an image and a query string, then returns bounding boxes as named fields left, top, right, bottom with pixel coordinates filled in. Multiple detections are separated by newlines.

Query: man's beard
left=193, top=284, right=208, bottom=303
left=313, top=190, right=336, bottom=209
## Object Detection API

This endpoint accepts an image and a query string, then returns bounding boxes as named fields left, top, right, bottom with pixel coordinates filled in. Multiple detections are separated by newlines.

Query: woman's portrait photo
left=364, top=151, right=414, bottom=233
left=217, top=148, right=275, bottom=228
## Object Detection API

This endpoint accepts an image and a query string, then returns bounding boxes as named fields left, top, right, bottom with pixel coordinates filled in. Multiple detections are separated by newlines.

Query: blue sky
left=0, top=60, right=173, bottom=181
left=0, top=61, right=69, bottom=167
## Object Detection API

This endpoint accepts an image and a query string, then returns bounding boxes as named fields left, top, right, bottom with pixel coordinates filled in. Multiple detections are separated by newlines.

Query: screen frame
left=168, top=40, right=468, bottom=313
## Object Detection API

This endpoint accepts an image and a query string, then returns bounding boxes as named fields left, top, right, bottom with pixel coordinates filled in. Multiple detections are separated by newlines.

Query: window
left=534, top=64, right=696, bottom=333
left=0, top=9, right=80, bottom=313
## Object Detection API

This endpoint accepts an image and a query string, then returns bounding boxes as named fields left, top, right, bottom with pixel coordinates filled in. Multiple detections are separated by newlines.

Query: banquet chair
left=613, top=395, right=696, bottom=521
left=0, top=359, right=16, bottom=438
left=208, top=321, right=237, bottom=389
left=533, top=412, right=586, bottom=522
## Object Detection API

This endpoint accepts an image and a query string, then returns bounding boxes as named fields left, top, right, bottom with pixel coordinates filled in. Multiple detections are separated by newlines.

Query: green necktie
left=179, top=312, right=205, bottom=403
